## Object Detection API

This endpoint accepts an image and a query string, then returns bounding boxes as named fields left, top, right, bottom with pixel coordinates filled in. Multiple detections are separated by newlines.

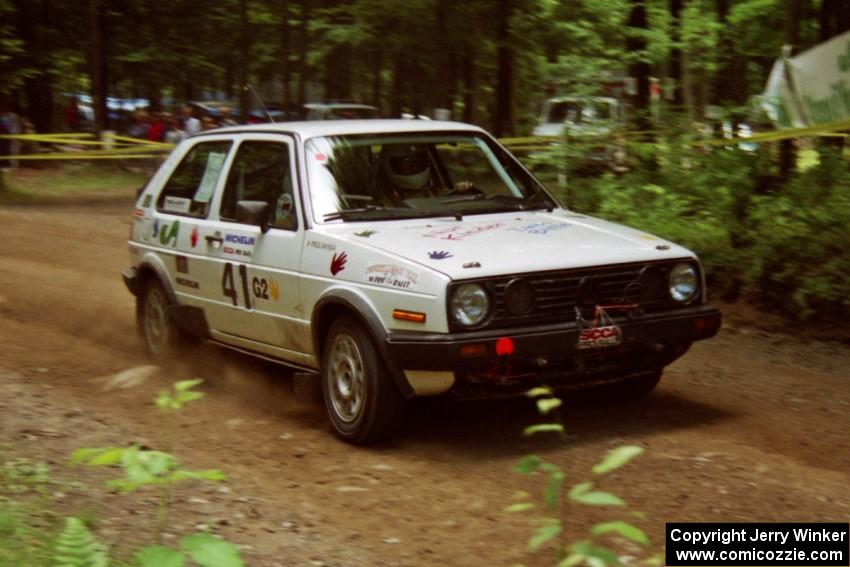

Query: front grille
left=449, top=259, right=699, bottom=331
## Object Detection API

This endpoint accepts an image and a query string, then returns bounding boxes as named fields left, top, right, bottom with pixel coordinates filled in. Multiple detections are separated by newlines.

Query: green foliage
left=509, top=389, right=652, bottom=565
left=156, top=379, right=206, bottom=412
left=53, top=517, right=109, bottom=567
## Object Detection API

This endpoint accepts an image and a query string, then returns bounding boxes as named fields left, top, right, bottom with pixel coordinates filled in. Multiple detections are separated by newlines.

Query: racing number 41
left=221, top=262, right=252, bottom=309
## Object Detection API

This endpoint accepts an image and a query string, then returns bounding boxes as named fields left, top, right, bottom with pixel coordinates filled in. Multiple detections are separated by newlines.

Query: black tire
left=321, top=317, right=405, bottom=444
left=139, top=278, right=185, bottom=360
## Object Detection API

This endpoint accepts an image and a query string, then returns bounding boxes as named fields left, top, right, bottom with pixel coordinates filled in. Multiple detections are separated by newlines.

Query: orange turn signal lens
left=392, top=309, right=426, bottom=323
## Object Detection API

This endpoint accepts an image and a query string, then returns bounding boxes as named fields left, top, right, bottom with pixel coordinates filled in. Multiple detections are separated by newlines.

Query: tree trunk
left=279, top=1, right=290, bottom=108
left=297, top=0, right=310, bottom=106
left=493, top=0, right=514, bottom=137
left=88, top=0, right=108, bottom=134
left=780, top=0, right=802, bottom=181
left=462, top=45, right=476, bottom=124
left=669, top=0, right=684, bottom=108
left=627, top=0, right=652, bottom=135
left=238, top=0, right=251, bottom=122
left=371, top=44, right=383, bottom=107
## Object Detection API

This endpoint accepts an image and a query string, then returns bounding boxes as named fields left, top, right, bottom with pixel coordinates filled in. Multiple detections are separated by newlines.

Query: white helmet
left=380, top=143, right=430, bottom=192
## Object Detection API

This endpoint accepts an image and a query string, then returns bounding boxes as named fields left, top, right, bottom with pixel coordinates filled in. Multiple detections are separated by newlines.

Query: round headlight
left=450, top=283, right=490, bottom=327
left=669, top=263, right=698, bottom=303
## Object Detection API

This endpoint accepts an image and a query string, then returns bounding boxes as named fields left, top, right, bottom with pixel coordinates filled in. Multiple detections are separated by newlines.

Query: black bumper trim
left=385, top=304, right=721, bottom=371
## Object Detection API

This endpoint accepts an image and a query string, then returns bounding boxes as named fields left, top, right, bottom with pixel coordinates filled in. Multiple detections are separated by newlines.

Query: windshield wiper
left=440, top=193, right=525, bottom=206
left=324, top=206, right=464, bottom=222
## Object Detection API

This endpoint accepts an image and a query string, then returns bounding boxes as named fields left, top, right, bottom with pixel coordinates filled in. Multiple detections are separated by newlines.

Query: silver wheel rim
left=144, top=287, right=169, bottom=356
left=328, top=333, right=366, bottom=423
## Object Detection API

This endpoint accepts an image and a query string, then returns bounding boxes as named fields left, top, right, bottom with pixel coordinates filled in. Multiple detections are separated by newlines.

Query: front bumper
left=386, top=304, right=721, bottom=397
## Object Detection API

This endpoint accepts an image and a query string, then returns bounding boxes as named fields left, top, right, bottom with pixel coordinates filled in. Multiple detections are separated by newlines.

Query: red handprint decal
left=330, top=251, right=348, bottom=276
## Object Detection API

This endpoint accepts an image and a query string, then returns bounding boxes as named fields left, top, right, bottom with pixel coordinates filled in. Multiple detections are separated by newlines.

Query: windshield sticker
left=163, top=196, right=192, bottom=214
left=509, top=221, right=570, bottom=235
left=354, top=230, right=376, bottom=238
left=422, top=222, right=504, bottom=241
left=364, top=264, right=419, bottom=290
left=194, top=151, right=226, bottom=204
left=307, top=240, right=336, bottom=252
left=428, top=250, right=453, bottom=260
left=330, top=252, right=348, bottom=276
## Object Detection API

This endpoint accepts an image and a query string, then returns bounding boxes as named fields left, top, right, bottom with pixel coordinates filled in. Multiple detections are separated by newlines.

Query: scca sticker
left=578, top=325, right=622, bottom=349
left=364, top=264, right=419, bottom=290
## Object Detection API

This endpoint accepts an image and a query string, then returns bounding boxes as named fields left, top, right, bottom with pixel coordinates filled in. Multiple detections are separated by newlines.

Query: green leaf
left=523, top=424, right=564, bottom=436
left=544, top=471, right=566, bottom=510
left=591, top=521, right=650, bottom=546
left=513, top=455, right=542, bottom=474
left=503, top=502, right=534, bottom=513
left=568, top=481, right=593, bottom=499
left=528, top=520, right=562, bottom=552
left=592, top=446, right=644, bottom=475
left=570, top=541, right=621, bottom=566
left=169, top=469, right=227, bottom=483
left=69, top=447, right=125, bottom=466
left=174, top=378, right=204, bottom=391
left=525, top=386, right=553, bottom=398
left=136, top=545, right=185, bottom=567
left=180, top=533, right=243, bottom=567
left=536, top=397, right=562, bottom=414
left=570, top=490, right=625, bottom=506
left=558, top=554, right=586, bottom=567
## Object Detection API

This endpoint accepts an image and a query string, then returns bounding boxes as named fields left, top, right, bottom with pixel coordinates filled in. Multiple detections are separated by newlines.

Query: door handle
left=205, top=234, right=223, bottom=245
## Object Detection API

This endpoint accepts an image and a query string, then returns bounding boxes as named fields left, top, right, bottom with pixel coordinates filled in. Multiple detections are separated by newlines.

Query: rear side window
left=157, top=141, right=232, bottom=217
left=220, top=141, right=297, bottom=230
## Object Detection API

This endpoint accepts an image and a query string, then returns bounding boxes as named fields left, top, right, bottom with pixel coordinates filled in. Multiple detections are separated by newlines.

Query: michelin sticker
left=163, top=196, right=192, bottom=214
left=364, top=264, right=419, bottom=290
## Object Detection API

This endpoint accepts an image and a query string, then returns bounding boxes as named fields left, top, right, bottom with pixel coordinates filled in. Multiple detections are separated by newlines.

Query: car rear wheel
left=322, top=317, right=405, bottom=444
left=140, top=279, right=183, bottom=359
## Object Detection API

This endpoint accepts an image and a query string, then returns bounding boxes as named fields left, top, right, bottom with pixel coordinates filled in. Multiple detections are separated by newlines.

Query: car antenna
left=244, top=84, right=275, bottom=123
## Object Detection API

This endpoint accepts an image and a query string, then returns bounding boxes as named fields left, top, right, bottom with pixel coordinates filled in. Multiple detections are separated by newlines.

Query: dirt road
left=1, top=197, right=848, bottom=566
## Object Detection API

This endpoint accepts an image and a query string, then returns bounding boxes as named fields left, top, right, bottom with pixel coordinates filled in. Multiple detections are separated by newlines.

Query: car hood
left=325, top=210, right=693, bottom=280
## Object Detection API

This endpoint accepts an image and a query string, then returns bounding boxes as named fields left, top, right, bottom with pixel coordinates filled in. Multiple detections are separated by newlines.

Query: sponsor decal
left=364, top=263, right=419, bottom=290
left=223, top=246, right=234, bottom=254
left=176, top=277, right=200, bottom=290
left=354, top=230, right=376, bottom=238
left=638, top=233, right=658, bottom=241
left=163, top=196, right=192, bottom=214
left=190, top=226, right=199, bottom=247
left=577, top=306, right=622, bottom=349
left=152, top=218, right=160, bottom=238
left=307, top=240, right=336, bottom=252
left=315, top=152, right=327, bottom=162
left=157, top=220, right=180, bottom=247
left=225, top=234, right=256, bottom=246
left=251, top=277, right=280, bottom=301
left=462, top=261, right=481, bottom=269
left=428, top=250, right=453, bottom=260
left=509, top=221, right=570, bottom=235
left=141, top=195, right=153, bottom=208
left=330, top=252, right=348, bottom=276
left=175, top=255, right=189, bottom=274
left=423, top=222, right=504, bottom=241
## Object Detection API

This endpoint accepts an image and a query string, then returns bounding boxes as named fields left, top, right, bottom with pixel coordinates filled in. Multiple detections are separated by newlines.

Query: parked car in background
left=123, top=119, right=721, bottom=444
left=533, top=96, right=623, bottom=137
left=303, top=102, right=380, bottom=120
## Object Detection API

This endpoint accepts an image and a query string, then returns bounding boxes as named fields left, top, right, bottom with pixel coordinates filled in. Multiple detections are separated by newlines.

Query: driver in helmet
left=377, top=143, right=435, bottom=202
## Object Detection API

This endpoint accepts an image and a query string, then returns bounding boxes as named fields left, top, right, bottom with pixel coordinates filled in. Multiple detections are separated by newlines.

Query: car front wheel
left=322, top=317, right=405, bottom=444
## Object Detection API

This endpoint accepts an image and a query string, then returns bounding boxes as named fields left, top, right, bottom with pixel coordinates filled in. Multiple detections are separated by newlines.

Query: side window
left=157, top=141, right=232, bottom=217
left=220, top=141, right=297, bottom=230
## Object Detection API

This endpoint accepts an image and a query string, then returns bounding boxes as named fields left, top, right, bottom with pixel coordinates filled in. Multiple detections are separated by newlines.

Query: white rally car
left=123, top=120, right=721, bottom=444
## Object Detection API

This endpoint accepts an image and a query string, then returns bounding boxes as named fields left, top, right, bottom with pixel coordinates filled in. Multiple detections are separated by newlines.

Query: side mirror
left=235, top=200, right=270, bottom=233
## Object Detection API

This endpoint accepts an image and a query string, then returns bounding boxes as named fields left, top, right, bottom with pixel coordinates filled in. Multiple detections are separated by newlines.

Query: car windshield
left=305, top=133, right=556, bottom=223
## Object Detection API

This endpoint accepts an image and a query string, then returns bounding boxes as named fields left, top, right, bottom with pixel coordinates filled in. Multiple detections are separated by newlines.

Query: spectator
left=218, top=106, right=237, bottom=127
left=0, top=99, right=21, bottom=169
left=128, top=110, right=150, bottom=139
left=146, top=111, right=167, bottom=142
left=164, top=114, right=185, bottom=145
left=64, top=96, right=81, bottom=132
left=201, top=115, right=217, bottom=131
left=181, top=104, right=201, bottom=136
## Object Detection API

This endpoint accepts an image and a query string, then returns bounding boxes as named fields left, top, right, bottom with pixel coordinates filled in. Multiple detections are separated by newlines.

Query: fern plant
left=53, top=517, right=109, bottom=567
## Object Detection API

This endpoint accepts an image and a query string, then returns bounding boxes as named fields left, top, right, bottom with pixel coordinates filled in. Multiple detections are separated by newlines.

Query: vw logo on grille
left=504, top=278, right=535, bottom=315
